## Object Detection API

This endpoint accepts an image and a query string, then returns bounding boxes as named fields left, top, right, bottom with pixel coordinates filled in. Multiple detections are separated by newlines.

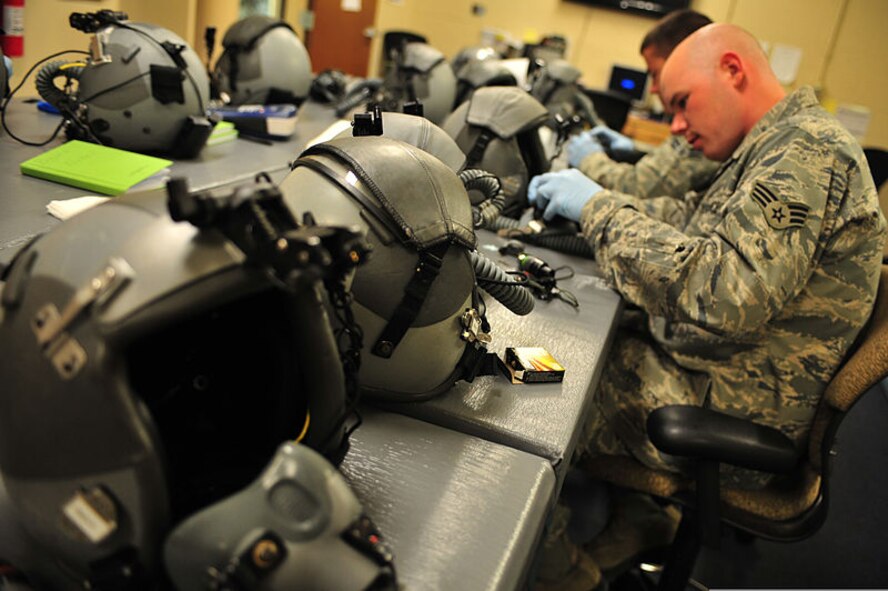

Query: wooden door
left=306, top=0, right=378, bottom=77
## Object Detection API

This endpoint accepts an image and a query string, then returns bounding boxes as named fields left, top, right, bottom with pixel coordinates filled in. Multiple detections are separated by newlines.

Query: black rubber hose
left=493, top=217, right=596, bottom=258
left=490, top=215, right=522, bottom=231
left=288, top=284, right=350, bottom=463
left=35, top=60, right=83, bottom=110
left=459, top=168, right=506, bottom=229
left=470, top=250, right=534, bottom=316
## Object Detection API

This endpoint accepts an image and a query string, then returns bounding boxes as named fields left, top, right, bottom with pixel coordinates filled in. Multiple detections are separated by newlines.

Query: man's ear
left=720, top=51, right=745, bottom=88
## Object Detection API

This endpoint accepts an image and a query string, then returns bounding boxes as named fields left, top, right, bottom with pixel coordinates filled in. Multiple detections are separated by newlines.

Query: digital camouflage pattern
left=578, top=87, right=886, bottom=487
left=578, top=135, right=720, bottom=198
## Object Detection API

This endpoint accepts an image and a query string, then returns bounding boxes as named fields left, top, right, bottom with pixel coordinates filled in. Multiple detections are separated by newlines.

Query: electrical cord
left=0, top=49, right=90, bottom=146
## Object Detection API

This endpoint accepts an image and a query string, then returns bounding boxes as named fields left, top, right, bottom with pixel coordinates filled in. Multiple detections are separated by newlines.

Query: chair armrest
left=647, top=406, right=800, bottom=474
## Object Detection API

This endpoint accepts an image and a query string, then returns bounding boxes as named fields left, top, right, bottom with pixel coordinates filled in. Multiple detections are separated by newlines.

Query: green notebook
left=206, top=120, right=239, bottom=146
left=20, top=140, right=173, bottom=196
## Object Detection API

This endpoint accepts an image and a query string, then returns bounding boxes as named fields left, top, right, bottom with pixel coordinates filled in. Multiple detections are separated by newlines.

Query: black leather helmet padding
left=301, top=138, right=475, bottom=250
left=294, top=138, right=476, bottom=323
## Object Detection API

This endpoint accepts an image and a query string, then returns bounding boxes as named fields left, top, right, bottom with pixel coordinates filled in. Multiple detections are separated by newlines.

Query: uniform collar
left=723, top=86, right=820, bottom=166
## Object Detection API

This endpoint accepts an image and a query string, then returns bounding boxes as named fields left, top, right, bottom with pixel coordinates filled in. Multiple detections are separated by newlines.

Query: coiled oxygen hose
left=35, top=60, right=84, bottom=110
left=470, top=250, right=534, bottom=316
left=459, top=168, right=506, bottom=229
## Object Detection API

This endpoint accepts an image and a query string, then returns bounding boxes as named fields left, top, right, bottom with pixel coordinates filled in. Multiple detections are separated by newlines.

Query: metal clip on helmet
left=0, top=179, right=367, bottom=588
left=379, top=42, right=456, bottom=125
left=282, top=137, right=531, bottom=401
left=442, top=86, right=551, bottom=219
left=214, top=15, right=312, bottom=106
left=165, top=441, right=396, bottom=590
left=34, top=12, right=212, bottom=157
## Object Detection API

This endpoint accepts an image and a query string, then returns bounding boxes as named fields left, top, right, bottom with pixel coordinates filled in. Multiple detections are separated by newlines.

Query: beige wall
left=9, top=0, right=119, bottom=81
left=369, top=0, right=888, bottom=149
left=8, top=0, right=198, bottom=79
left=8, top=0, right=888, bottom=148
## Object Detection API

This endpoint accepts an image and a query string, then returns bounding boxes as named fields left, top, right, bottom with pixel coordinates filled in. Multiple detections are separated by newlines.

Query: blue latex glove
left=591, top=125, right=635, bottom=154
left=566, top=131, right=604, bottom=167
left=527, top=169, right=603, bottom=222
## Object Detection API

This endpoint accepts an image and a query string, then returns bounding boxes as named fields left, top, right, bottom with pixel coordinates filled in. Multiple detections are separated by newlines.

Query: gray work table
left=1, top=96, right=623, bottom=483
left=0, top=99, right=623, bottom=588
left=339, top=408, right=555, bottom=590
left=0, top=99, right=338, bottom=262
left=385, top=230, right=622, bottom=484
left=0, top=407, right=555, bottom=590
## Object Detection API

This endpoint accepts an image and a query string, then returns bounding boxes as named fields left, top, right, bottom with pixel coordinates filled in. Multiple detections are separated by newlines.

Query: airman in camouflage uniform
left=575, top=41, right=886, bottom=487
left=533, top=22, right=885, bottom=591
left=571, top=9, right=718, bottom=200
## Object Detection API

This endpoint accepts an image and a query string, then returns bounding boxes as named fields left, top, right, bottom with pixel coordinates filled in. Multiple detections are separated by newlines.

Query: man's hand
left=527, top=169, right=604, bottom=222
left=591, top=125, right=635, bottom=154
left=566, top=131, right=605, bottom=167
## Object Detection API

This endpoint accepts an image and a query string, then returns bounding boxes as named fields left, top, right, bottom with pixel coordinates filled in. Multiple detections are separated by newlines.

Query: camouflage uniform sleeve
left=577, top=136, right=720, bottom=198
left=587, top=187, right=703, bottom=229
left=580, top=132, right=837, bottom=335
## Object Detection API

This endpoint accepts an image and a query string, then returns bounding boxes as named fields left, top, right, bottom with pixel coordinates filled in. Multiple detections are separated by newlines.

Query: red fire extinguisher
left=1, top=0, right=25, bottom=57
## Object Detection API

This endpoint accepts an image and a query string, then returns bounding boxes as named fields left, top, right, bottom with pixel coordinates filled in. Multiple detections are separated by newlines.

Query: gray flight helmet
left=453, top=59, right=518, bottom=109
left=165, top=441, right=396, bottom=590
left=67, top=22, right=210, bottom=154
left=214, top=15, right=312, bottom=105
left=281, top=137, right=490, bottom=401
left=530, top=59, right=598, bottom=126
left=441, top=86, right=550, bottom=218
left=381, top=42, right=456, bottom=125
left=450, top=44, right=499, bottom=75
left=0, top=187, right=354, bottom=588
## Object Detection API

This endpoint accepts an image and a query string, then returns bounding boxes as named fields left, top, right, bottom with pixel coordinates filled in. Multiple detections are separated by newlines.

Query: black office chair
left=580, top=87, right=633, bottom=133
left=583, top=264, right=888, bottom=590
left=863, top=148, right=888, bottom=261
left=864, top=147, right=888, bottom=192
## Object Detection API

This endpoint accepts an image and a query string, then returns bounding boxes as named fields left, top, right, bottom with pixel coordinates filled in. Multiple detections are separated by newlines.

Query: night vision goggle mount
left=167, top=174, right=371, bottom=291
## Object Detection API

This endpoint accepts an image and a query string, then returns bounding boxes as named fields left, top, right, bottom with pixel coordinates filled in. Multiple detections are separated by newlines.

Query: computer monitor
left=608, top=65, right=648, bottom=102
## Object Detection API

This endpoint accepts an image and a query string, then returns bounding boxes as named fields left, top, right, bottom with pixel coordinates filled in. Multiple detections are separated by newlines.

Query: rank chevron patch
left=751, top=182, right=809, bottom=230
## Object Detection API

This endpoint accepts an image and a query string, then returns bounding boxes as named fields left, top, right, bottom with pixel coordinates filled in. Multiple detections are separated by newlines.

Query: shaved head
left=660, top=24, right=785, bottom=161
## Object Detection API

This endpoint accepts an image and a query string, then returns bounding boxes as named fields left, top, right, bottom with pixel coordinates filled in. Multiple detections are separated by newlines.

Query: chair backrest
left=808, top=264, right=888, bottom=472
left=864, top=147, right=888, bottom=192
left=580, top=87, right=632, bottom=132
